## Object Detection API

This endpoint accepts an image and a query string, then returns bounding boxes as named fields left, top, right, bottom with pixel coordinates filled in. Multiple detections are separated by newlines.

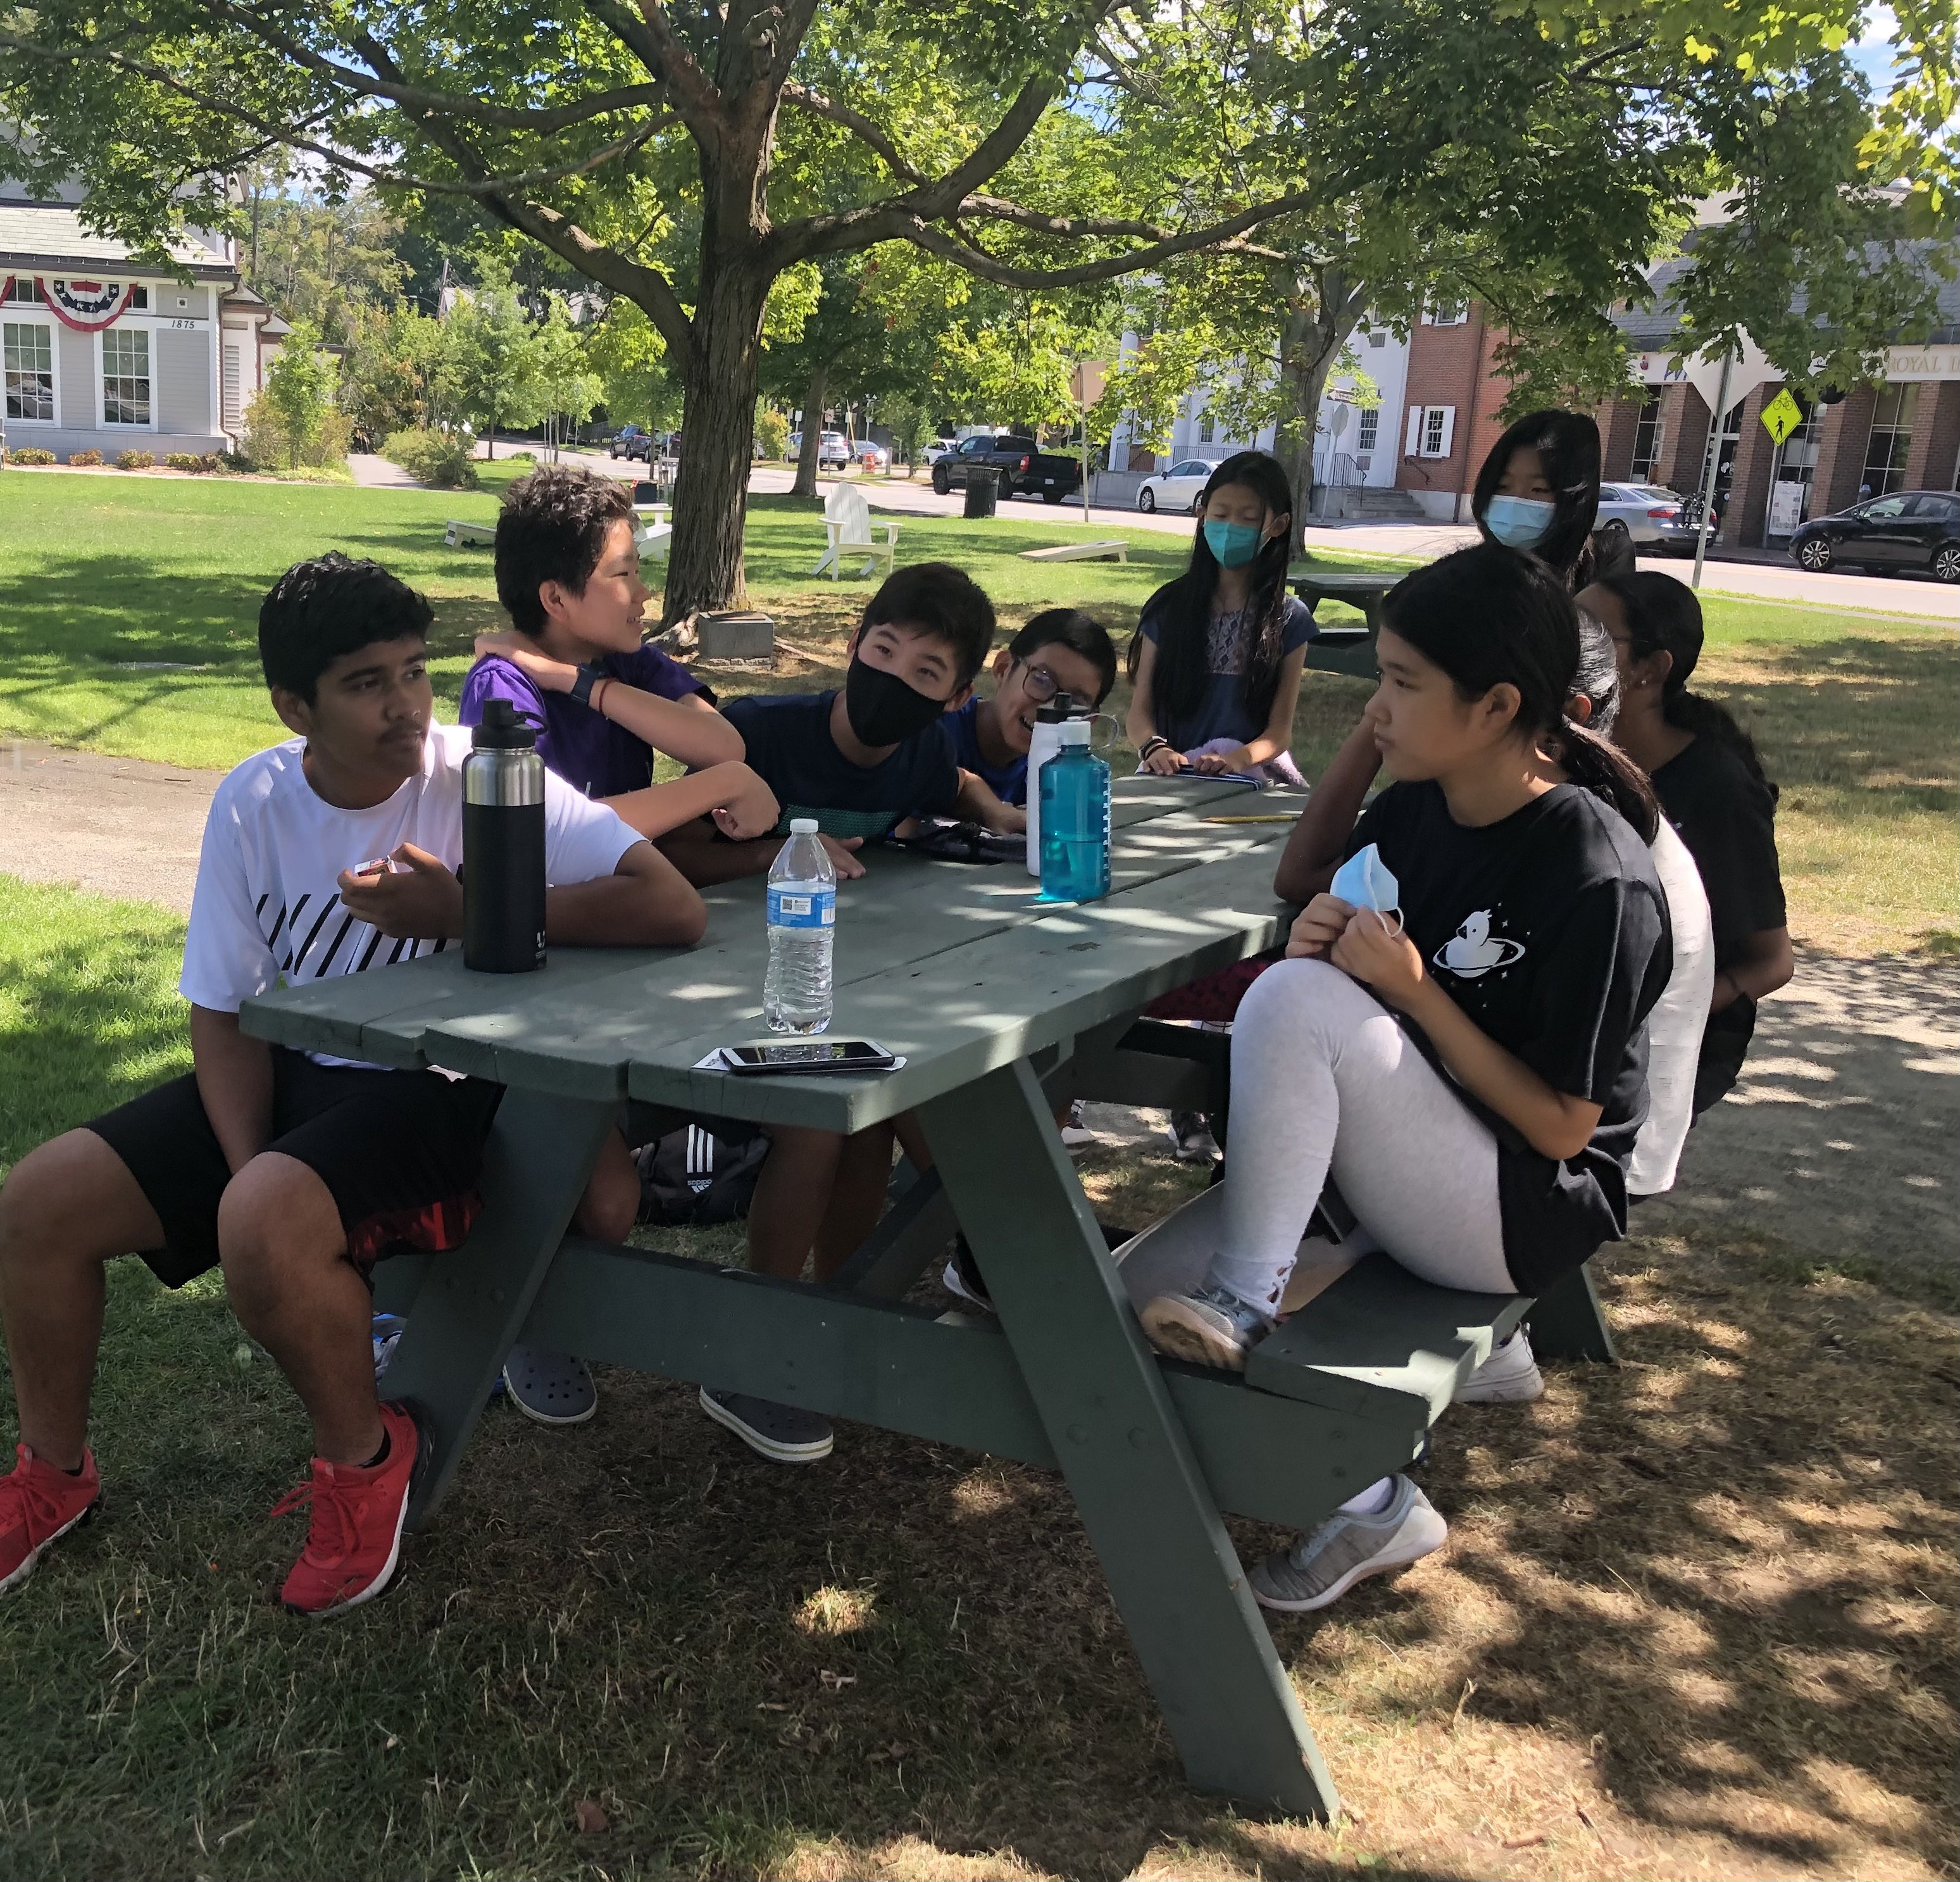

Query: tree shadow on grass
left=1704, top=633, right=1958, bottom=810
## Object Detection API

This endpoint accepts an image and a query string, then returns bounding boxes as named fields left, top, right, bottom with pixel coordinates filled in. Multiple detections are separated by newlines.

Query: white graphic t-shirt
left=180, top=725, right=640, bottom=1056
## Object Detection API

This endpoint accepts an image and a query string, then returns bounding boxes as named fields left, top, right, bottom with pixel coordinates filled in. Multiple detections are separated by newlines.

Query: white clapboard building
left=1, top=185, right=289, bottom=460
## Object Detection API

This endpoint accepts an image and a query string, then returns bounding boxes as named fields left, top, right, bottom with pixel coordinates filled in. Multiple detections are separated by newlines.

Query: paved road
left=425, top=444, right=1959, bottom=620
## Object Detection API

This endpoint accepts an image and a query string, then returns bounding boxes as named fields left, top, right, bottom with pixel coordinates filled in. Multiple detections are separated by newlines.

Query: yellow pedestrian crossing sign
left=1761, top=388, right=1803, bottom=447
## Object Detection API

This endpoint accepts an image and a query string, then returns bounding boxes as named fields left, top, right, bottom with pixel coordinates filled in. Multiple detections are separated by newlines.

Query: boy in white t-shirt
left=0, top=554, right=704, bottom=1617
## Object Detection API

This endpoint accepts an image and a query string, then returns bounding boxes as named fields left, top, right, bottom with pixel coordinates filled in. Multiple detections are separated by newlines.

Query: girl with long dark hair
left=1578, top=569, right=1791, bottom=1114
left=1471, top=409, right=1604, bottom=589
left=1125, top=451, right=1316, bottom=784
left=1134, top=544, right=1672, bottom=1611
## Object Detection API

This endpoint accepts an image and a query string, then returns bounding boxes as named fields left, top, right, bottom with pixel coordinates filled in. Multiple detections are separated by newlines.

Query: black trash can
left=963, top=466, right=1000, bottom=519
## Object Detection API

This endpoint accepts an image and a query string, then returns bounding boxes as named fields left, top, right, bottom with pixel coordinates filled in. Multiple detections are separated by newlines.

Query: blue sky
left=1845, top=6, right=1902, bottom=95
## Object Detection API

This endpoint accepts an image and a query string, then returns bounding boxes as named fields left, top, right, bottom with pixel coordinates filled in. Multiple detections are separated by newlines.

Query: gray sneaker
left=1248, top=1476, right=1447, bottom=1612
left=699, top=1387, right=833, bottom=1463
left=1168, top=1110, right=1222, bottom=1164
left=1139, top=1284, right=1273, bottom=1372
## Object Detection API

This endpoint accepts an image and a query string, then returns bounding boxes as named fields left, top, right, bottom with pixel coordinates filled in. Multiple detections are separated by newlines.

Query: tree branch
left=780, top=82, right=923, bottom=184
left=190, top=0, right=668, bottom=134
left=630, top=0, right=728, bottom=144
left=773, top=183, right=1334, bottom=285
left=0, top=31, right=667, bottom=203
left=958, top=192, right=1289, bottom=260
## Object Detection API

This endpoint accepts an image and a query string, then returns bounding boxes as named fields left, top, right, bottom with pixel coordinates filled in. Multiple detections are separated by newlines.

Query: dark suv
left=609, top=425, right=652, bottom=461
left=1788, top=489, right=1960, bottom=582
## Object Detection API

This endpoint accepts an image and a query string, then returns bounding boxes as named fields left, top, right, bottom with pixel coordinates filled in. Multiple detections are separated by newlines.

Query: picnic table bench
left=1289, top=566, right=1397, bottom=679
left=242, top=772, right=1611, bottom=1821
left=443, top=518, right=497, bottom=549
left=1018, top=539, right=1130, bottom=563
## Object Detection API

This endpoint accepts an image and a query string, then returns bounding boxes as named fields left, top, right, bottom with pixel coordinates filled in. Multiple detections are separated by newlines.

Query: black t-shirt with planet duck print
left=1344, top=780, right=1673, bottom=1291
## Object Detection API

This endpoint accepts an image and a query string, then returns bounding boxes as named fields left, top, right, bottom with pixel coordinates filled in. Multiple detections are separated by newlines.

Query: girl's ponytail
left=1556, top=719, right=1660, bottom=843
left=1595, top=572, right=1778, bottom=801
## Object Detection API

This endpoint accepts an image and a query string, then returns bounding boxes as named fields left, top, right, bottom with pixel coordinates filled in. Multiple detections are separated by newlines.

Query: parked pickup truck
left=931, top=432, right=1081, bottom=504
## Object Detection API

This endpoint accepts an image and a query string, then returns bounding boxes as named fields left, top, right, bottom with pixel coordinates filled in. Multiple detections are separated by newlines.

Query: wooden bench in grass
left=1019, top=539, right=1130, bottom=563
left=242, top=772, right=1605, bottom=1824
left=443, top=518, right=496, bottom=548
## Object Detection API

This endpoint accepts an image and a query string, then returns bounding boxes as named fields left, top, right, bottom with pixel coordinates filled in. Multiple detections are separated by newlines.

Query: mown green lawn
left=2, top=465, right=1954, bottom=952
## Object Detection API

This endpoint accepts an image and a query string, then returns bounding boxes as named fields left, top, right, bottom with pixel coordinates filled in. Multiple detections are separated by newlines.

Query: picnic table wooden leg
left=1524, top=1259, right=1618, bottom=1363
left=378, top=1089, right=619, bottom=1531
left=918, top=1059, right=1339, bottom=1821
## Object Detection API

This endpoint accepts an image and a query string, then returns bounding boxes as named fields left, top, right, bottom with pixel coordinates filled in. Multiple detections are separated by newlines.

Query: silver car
left=1597, top=482, right=1697, bottom=553
left=1136, top=457, right=1225, bottom=514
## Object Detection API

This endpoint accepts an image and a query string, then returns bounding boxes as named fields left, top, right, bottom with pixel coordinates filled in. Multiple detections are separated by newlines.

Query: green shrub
left=68, top=448, right=103, bottom=467
left=382, top=427, right=480, bottom=490
left=8, top=447, right=56, bottom=467
left=754, top=406, right=790, bottom=461
left=505, top=449, right=535, bottom=464
left=115, top=449, right=156, bottom=471
left=238, top=387, right=353, bottom=473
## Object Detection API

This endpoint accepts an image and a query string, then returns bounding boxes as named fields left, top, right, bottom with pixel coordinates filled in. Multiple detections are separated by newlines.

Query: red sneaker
left=270, top=1402, right=426, bottom=1617
left=1, top=1443, right=101, bottom=1595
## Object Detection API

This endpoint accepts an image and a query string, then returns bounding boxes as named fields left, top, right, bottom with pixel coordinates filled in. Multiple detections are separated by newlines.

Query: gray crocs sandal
left=502, top=1345, right=598, bottom=1427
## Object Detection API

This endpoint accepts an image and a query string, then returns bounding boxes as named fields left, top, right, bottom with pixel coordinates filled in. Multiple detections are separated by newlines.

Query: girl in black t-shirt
left=1578, top=571, right=1791, bottom=1113
left=1139, top=544, right=1671, bottom=1612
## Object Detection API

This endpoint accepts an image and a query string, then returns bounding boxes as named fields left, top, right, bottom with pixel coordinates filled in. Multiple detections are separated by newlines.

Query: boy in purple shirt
left=459, top=467, right=778, bottom=846
left=458, top=467, right=777, bottom=1426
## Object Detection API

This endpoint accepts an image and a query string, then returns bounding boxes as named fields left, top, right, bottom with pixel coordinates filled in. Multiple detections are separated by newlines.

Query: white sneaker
left=1058, top=1101, right=1096, bottom=1150
left=1455, top=1329, right=1544, bottom=1404
left=1248, top=1476, right=1447, bottom=1612
left=1167, top=1110, right=1222, bottom=1164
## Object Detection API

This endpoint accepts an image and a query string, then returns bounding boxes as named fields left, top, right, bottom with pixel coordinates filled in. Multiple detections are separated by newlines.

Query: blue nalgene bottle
left=764, top=818, right=836, bottom=1032
left=1039, top=720, right=1111, bottom=903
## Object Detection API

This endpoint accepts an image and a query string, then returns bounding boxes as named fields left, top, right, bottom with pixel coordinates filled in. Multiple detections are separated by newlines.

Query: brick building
left=1392, top=248, right=1960, bottom=547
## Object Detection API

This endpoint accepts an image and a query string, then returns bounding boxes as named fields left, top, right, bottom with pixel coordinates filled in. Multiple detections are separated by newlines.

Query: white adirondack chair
left=813, top=482, right=899, bottom=580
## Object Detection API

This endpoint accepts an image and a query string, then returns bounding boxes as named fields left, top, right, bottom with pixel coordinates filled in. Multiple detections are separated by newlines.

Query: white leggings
left=1211, top=958, right=1515, bottom=1311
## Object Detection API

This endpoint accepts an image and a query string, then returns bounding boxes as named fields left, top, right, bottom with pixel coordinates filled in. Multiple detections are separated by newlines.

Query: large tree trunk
left=1272, top=265, right=1367, bottom=551
left=663, top=259, right=774, bottom=624
left=791, top=362, right=827, bottom=498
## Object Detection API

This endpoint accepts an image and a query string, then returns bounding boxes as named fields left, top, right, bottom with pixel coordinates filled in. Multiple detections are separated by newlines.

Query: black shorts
left=85, top=1049, right=504, bottom=1289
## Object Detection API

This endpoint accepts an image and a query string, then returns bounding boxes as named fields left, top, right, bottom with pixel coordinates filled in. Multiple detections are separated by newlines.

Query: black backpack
left=634, top=1120, right=771, bottom=1226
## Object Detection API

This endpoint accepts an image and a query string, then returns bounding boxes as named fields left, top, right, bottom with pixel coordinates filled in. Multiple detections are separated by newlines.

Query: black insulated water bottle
left=462, top=699, right=546, bottom=973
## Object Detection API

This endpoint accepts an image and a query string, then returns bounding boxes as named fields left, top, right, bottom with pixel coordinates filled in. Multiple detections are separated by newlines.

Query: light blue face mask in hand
left=1331, top=842, right=1403, bottom=933
left=1483, top=493, right=1556, bottom=549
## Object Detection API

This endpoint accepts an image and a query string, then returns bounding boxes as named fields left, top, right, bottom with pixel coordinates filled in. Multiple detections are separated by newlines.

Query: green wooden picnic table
left=240, top=772, right=1564, bottom=1821
left=1289, top=566, right=1397, bottom=679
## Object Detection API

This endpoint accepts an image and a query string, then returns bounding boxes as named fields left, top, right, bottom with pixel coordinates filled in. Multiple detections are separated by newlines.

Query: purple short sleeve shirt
left=458, top=645, right=715, bottom=800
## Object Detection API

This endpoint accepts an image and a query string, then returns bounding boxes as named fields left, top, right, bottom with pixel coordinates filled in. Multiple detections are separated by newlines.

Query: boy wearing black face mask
left=658, top=563, right=1000, bottom=887
left=663, top=565, right=1002, bottom=1468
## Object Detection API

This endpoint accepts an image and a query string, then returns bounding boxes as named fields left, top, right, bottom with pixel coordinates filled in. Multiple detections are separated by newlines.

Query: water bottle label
left=768, top=886, right=835, bottom=929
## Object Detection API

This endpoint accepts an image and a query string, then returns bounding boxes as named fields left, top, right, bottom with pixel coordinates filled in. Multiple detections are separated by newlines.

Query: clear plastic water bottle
left=764, top=817, right=836, bottom=1033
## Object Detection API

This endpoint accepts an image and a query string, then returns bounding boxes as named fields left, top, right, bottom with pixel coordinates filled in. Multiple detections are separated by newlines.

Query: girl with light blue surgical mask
left=1125, top=449, right=1317, bottom=787
left=1468, top=408, right=1603, bottom=591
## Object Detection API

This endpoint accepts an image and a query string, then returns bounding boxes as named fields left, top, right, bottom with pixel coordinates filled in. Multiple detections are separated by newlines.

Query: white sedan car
left=1136, top=457, right=1225, bottom=514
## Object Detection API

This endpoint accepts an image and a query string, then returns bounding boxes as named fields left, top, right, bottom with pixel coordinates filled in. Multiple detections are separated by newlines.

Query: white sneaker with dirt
left=1058, top=1102, right=1096, bottom=1150
left=1248, top=1476, right=1447, bottom=1612
left=1454, top=1329, right=1544, bottom=1403
left=1139, top=1284, right=1273, bottom=1372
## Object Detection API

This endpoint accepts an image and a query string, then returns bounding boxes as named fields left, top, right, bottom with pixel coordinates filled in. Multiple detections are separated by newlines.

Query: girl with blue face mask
left=1469, top=408, right=1602, bottom=591
left=1125, top=449, right=1317, bottom=786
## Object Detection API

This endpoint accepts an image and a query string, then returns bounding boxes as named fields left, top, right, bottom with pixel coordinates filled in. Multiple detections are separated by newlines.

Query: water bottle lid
left=1056, top=718, right=1093, bottom=746
left=471, top=698, right=539, bottom=750
left=789, top=817, right=820, bottom=834
left=1035, top=692, right=1077, bottom=724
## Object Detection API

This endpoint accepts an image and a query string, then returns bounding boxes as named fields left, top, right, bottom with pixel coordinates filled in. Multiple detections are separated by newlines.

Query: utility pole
left=1690, top=349, right=1735, bottom=591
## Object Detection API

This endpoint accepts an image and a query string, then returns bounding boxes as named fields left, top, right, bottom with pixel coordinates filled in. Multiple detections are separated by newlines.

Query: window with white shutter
left=1404, top=406, right=1425, bottom=455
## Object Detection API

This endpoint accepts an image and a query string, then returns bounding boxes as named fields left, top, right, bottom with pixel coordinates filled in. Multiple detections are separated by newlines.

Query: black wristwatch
left=569, top=662, right=606, bottom=707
